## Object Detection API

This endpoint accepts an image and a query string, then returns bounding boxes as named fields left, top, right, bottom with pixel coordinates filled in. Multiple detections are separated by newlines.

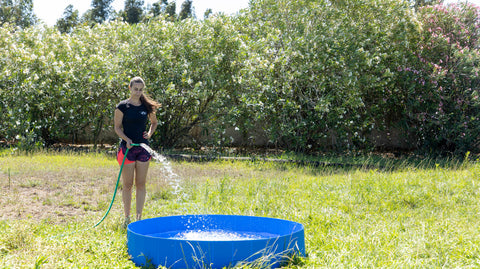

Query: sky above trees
left=33, top=0, right=250, bottom=26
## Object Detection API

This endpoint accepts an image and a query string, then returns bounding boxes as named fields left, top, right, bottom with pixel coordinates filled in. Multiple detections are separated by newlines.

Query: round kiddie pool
left=127, top=214, right=305, bottom=269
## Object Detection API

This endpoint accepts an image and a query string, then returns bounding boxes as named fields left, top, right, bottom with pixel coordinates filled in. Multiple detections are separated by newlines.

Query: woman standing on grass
left=114, top=76, right=161, bottom=227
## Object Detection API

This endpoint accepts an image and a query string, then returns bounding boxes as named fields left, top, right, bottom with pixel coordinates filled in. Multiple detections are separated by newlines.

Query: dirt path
left=0, top=167, right=122, bottom=223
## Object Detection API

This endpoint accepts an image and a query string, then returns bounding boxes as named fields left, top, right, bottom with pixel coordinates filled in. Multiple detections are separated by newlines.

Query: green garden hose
left=48, top=143, right=140, bottom=240
left=93, top=143, right=140, bottom=228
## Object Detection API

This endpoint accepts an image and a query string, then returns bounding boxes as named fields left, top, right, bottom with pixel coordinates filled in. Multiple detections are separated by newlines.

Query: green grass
left=1, top=150, right=480, bottom=268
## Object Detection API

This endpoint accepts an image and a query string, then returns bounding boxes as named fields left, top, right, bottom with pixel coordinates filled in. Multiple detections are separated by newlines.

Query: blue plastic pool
left=127, top=214, right=305, bottom=268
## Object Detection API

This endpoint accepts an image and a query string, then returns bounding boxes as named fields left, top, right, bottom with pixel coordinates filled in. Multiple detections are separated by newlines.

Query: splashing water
left=136, top=145, right=284, bottom=242
left=172, top=230, right=275, bottom=241
left=149, top=230, right=276, bottom=241
left=139, top=143, right=183, bottom=197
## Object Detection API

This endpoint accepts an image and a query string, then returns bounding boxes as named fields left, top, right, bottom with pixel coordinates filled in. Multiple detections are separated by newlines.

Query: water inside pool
left=148, top=230, right=279, bottom=241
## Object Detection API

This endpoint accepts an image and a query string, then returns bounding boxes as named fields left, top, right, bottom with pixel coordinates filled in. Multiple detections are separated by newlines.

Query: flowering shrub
left=397, top=2, right=480, bottom=153
left=0, top=24, right=126, bottom=147
left=0, top=17, right=243, bottom=149
left=236, top=0, right=420, bottom=151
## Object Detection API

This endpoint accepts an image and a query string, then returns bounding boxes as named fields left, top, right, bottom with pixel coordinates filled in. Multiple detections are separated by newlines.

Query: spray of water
left=139, top=143, right=183, bottom=197
left=171, top=230, right=266, bottom=241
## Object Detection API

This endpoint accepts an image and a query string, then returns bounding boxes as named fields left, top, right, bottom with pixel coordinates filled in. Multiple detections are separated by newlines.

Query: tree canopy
left=55, top=4, right=80, bottom=33
left=0, top=0, right=36, bottom=28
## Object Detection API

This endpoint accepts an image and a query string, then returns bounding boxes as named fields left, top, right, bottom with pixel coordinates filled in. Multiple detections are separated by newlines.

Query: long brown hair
left=130, top=76, right=161, bottom=115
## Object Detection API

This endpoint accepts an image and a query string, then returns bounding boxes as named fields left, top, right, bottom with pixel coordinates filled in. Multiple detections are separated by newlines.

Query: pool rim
left=127, top=214, right=305, bottom=242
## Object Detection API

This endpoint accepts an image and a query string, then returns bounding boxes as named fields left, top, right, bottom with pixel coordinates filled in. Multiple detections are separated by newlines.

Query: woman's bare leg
left=121, top=163, right=136, bottom=221
left=134, top=160, right=150, bottom=221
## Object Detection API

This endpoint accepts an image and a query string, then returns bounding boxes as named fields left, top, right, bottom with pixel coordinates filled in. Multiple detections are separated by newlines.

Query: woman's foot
left=122, top=216, right=130, bottom=229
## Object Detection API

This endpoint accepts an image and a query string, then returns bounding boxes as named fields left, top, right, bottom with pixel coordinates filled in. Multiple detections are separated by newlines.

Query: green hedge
left=0, top=0, right=479, bottom=154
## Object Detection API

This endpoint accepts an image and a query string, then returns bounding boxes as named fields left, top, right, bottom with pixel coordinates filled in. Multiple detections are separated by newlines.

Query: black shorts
left=117, top=144, right=152, bottom=165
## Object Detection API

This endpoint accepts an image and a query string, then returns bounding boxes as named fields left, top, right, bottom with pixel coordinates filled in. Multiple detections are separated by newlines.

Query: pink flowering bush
left=397, top=2, right=480, bottom=153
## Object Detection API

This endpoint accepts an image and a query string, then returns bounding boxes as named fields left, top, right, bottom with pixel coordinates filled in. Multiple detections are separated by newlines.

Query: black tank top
left=116, top=100, right=149, bottom=145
